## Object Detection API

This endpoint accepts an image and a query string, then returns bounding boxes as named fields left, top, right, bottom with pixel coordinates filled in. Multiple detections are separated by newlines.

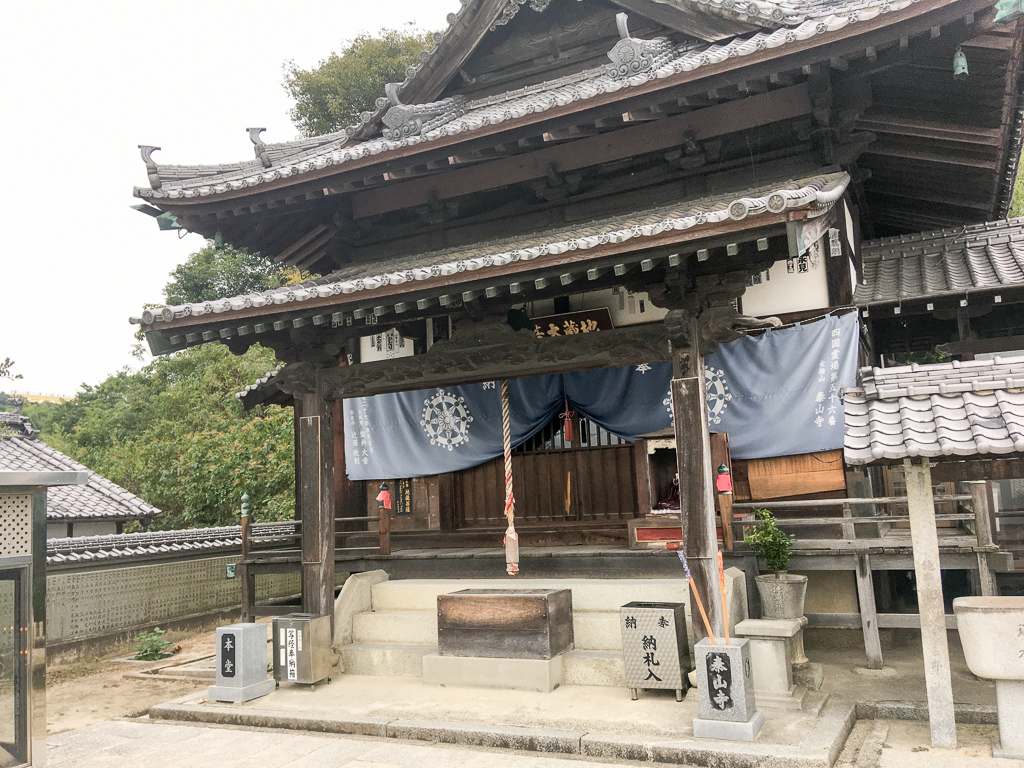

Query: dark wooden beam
left=351, top=85, right=813, bottom=219
left=278, top=321, right=674, bottom=399
left=297, top=384, right=336, bottom=626
left=936, top=334, right=1024, bottom=357
left=930, top=456, right=1024, bottom=482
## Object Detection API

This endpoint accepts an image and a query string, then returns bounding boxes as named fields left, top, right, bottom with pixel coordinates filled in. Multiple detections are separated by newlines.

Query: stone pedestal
left=993, top=680, right=1024, bottom=759
left=423, top=653, right=563, bottom=693
left=207, top=623, right=275, bottom=703
left=692, top=637, right=763, bottom=742
left=734, top=618, right=807, bottom=711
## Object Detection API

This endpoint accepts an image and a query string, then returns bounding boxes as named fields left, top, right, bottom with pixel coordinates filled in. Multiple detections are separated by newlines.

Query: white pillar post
left=903, top=458, right=956, bottom=749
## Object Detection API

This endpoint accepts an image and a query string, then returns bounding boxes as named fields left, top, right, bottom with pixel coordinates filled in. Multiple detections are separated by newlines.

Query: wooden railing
left=241, top=513, right=391, bottom=560
left=730, top=494, right=981, bottom=548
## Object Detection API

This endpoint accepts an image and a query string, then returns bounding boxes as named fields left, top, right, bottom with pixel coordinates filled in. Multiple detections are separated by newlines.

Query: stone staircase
left=338, top=577, right=693, bottom=686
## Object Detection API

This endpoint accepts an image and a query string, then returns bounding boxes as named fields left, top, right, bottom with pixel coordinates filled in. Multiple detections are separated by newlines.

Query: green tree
left=0, top=358, right=20, bottom=380
left=284, top=28, right=435, bottom=137
left=36, top=242, right=302, bottom=530
left=164, top=242, right=295, bottom=305
left=42, top=344, right=292, bottom=529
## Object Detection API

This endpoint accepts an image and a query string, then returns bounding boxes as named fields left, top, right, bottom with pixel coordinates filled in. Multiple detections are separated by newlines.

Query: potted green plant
left=744, top=508, right=807, bottom=619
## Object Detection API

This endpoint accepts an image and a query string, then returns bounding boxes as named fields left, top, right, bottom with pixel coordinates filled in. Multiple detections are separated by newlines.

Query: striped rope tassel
left=502, top=380, right=519, bottom=576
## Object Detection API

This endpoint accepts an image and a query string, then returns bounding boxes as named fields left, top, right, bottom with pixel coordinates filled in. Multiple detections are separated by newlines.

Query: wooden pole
left=967, top=481, right=996, bottom=596
left=239, top=493, right=253, bottom=624
left=671, top=375, right=723, bottom=644
left=379, top=496, right=391, bottom=556
left=855, top=552, right=883, bottom=669
left=904, top=458, right=957, bottom=749
left=297, top=379, right=337, bottom=629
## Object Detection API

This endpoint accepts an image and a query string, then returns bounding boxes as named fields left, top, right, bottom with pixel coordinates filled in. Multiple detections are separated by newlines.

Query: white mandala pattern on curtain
left=421, top=388, right=474, bottom=451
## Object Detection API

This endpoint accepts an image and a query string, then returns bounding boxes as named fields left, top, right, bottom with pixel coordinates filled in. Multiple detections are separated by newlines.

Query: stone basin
left=952, top=596, right=1024, bottom=681
left=953, top=596, right=1024, bottom=760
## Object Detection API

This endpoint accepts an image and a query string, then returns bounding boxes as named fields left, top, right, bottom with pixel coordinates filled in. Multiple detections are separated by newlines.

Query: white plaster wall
left=740, top=248, right=830, bottom=317
left=69, top=521, right=117, bottom=538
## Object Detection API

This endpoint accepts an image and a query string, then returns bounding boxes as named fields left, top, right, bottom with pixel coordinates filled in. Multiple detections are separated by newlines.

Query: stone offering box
left=207, top=622, right=275, bottom=703
left=620, top=601, right=690, bottom=700
left=692, top=637, right=764, bottom=742
left=437, top=588, right=573, bottom=659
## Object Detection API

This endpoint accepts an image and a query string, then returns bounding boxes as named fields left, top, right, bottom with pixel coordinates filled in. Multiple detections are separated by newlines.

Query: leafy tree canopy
left=164, top=242, right=300, bottom=305
left=40, top=344, right=292, bottom=530
left=284, top=27, right=435, bottom=137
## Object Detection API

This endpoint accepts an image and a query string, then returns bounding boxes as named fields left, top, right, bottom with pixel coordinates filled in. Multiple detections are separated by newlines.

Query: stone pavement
left=47, top=719, right=673, bottom=768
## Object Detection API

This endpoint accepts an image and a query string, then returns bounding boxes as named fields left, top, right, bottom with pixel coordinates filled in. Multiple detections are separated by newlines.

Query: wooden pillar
left=239, top=510, right=254, bottom=624
left=672, top=376, right=723, bottom=644
left=967, top=480, right=997, bottom=596
left=855, top=552, right=883, bottom=669
left=904, top=458, right=957, bottom=749
left=297, top=379, right=337, bottom=629
left=633, top=439, right=651, bottom=518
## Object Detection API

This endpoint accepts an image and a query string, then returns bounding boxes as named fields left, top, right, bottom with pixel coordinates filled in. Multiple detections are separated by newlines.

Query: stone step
left=352, top=609, right=627, bottom=651
left=353, top=611, right=437, bottom=646
left=563, top=649, right=626, bottom=688
left=371, top=578, right=689, bottom=613
left=340, top=643, right=434, bottom=677
left=341, top=641, right=626, bottom=687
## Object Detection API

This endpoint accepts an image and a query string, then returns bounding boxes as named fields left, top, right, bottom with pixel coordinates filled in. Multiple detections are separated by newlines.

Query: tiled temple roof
left=844, top=357, right=1024, bottom=464
left=45, top=523, right=296, bottom=565
left=1, top=422, right=161, bottom=523
left=855, top=219, right=1024, bottom=306
left=131, top=171, right=849, bottom=329
left=134, top=0, right=914, bottom=202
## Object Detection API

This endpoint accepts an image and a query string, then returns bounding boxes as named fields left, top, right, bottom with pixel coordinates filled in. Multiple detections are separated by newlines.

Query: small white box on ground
left=207, top=622, right=275, bottom=703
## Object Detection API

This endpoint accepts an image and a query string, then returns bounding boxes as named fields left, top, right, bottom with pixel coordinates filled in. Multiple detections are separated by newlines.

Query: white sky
left=0, top=0, right=454, bottom=397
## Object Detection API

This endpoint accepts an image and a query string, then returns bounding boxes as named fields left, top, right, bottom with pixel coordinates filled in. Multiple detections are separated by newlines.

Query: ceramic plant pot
left=754, top=573, right=808, bottom=619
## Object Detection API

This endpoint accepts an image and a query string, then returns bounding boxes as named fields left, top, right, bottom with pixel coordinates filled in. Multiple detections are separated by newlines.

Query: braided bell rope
left=502, top=380, right=518, bottom=576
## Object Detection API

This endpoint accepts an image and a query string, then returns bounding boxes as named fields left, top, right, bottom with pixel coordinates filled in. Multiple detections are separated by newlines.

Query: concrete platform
left=150, top=673, right=855, bottom=768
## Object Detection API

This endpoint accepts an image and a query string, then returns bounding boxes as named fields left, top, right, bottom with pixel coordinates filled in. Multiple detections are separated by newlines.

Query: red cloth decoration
left=716, top=472, right=733, bottom=494
left=376, top=490, right=392, bottom=510
left=559, top=400, right=575, bottom=444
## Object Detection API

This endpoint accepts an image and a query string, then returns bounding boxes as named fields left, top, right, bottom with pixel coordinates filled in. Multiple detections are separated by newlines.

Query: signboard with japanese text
left=620, top=602, right=689, bottom=693
left=532, top=308, right=613, bottom=339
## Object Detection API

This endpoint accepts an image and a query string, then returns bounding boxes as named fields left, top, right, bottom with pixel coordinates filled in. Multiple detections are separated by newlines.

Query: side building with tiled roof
left=1, top=411, right=160, bottom=538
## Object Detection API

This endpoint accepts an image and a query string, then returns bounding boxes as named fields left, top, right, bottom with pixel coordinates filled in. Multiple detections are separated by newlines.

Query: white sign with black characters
left=620, top=602, right=689, bottom=695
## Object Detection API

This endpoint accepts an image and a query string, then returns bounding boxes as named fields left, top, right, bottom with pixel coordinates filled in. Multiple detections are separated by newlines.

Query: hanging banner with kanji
left=342, top=311, right=858, bottom=479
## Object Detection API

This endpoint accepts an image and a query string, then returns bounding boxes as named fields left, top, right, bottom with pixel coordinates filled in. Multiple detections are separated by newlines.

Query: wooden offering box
left=437, top=589, right=574, bottom=660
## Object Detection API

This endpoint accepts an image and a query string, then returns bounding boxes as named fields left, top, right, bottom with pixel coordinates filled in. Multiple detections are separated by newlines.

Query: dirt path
left=46, top=625, right=222, bottom=735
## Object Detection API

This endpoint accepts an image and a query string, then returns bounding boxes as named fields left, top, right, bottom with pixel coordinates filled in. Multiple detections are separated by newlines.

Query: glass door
left=0, top=568, right=26, bottom=767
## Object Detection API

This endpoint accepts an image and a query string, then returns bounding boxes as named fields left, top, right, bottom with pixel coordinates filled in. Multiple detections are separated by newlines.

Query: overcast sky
left=0, top=0, right=453, bottom=397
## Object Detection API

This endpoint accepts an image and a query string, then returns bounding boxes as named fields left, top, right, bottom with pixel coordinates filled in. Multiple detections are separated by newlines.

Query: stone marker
left=734, top=618, right=806, bottom=710
left=724, top=567, right=749, bottom=636
left=207, top=623, right=275, bottom=703
left=620, top=602, right=690, bottom=701
left=692, top=637, right=764, bottom=742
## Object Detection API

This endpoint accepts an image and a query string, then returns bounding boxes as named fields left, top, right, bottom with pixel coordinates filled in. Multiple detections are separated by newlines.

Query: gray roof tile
left=844, top=357, right=1024, bottom=464
left=856, top=218, right=1024, bottom=305
left=133, top=171, right=849, bottom=329
left=1, top=426, right=160, bottom=523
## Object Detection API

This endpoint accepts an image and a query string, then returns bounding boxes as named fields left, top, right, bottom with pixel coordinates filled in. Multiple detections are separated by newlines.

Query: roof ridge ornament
left=138, top=145, right=162, bottom=190
left=606, top=13, right=675, bottom=80
left=247, top=127, right=272, bottom=168
left=381, top=83, right=467, bottom=141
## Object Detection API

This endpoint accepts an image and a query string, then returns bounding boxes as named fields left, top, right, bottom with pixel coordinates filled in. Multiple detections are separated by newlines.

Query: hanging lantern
left=376, top=482, right=392, bottom=511
left=715, top=463, right=734, bottom=494
left=953, top=46, right=969, bottom=81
